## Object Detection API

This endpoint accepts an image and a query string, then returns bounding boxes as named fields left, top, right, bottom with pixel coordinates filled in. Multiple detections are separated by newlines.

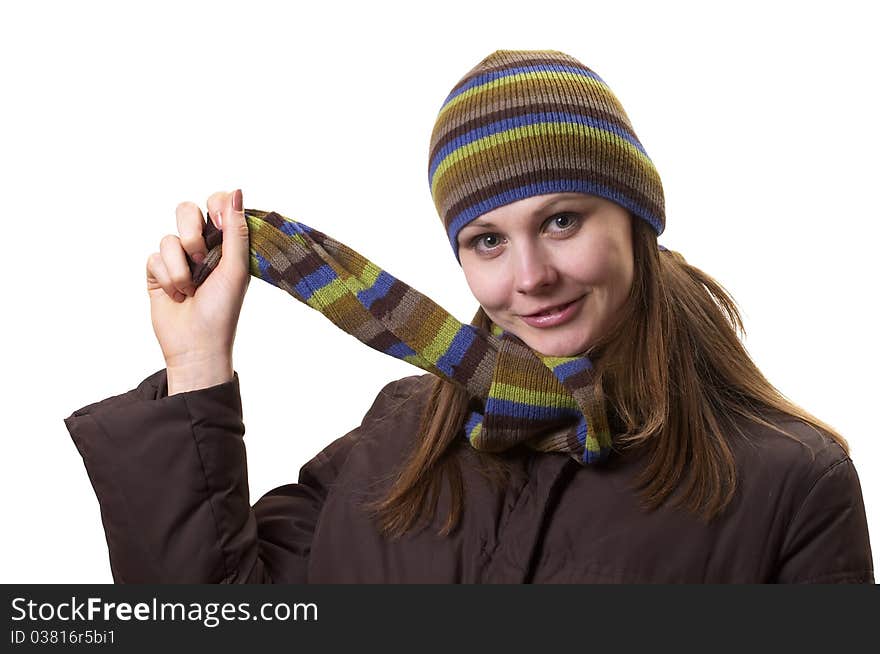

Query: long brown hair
left=364, top=217, right=848, bottom=539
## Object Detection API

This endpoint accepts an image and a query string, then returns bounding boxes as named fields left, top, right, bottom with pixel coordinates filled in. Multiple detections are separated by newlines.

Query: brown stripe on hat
left=429, top=100, right=639, bottom=168
left=433, top=119, right=660, bottom=206
left=443, top=51, right=605, bottom=100
left=431, top=71, right=633, bottom=157
left=435, top=63, right=630, bottom=139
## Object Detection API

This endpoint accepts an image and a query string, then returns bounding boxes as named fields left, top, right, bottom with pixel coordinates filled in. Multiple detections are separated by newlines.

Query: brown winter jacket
left=64, top=368, right=874, bottom=583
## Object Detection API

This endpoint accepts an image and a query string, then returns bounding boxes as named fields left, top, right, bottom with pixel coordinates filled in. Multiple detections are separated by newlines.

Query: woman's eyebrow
left=466, top=219, right=497, bottom=229
left=535, top=195, right=585, bottom=212
left=534, top=195, right=579, bottom=213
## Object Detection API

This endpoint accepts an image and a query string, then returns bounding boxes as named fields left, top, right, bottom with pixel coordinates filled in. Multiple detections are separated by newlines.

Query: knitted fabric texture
left=188, top=211, right=612, bottom=464
left=428, top=49, right=665, bottom=261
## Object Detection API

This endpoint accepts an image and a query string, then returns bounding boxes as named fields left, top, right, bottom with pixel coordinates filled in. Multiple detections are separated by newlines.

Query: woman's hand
left=146, top=189, right=251, bottom=394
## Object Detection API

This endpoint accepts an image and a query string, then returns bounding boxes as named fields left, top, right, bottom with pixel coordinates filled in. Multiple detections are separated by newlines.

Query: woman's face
left=457, top=192, right=634, bottom=357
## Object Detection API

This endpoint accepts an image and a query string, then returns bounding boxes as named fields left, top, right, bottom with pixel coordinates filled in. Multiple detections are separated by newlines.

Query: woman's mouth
left=519, top=295, right=585, bottom=328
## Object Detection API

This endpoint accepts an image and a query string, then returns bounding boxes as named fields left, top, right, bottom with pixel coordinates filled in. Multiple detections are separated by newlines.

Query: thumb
left=217, top=188, right=250, bottom=275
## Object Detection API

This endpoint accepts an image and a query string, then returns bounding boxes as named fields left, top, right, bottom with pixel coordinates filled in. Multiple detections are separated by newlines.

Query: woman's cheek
left=568, top=238, right=618, bottom=285
left=467, top=268, right=509, bottom=312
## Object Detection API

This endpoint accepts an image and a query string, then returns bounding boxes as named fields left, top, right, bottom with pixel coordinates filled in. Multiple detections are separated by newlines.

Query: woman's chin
left=536, top=344, right=591, bottom=357
left=517, top=332, right=592, bottom=358
left=489, top=316, right=591, bottom=357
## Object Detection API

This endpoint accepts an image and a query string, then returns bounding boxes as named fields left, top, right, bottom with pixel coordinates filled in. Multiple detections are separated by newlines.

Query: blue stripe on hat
left=428, top=111, right=646, bottom=183
left=441, top=63, right=605, bottom=108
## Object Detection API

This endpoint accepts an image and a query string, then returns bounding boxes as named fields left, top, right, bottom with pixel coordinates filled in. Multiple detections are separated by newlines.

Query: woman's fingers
left=206, top=189, right=249, bottom=278
left=147, top=251, right=186, bottom=302
left=175, top=201, right=209, bottom=267
left=145, top=192, right=237, bottom=303
left=159, top=233, right=195, bottom=298
left=205, top=190, right=229, bottom=231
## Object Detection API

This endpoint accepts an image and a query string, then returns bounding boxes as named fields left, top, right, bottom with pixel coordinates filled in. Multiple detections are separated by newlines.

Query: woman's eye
left=555, top=215, right=572, bottom=228
left=474, top=234, right=502, bottom=251
left=548, top=213, right=578, bottom=231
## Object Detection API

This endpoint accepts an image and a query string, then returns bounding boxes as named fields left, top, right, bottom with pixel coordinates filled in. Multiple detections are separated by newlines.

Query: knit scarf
left=189, top=209, right=612, bottom=464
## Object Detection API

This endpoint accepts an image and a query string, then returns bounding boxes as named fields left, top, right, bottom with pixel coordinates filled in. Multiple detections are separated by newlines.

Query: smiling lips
left=519, top=295, right=585, bottom=328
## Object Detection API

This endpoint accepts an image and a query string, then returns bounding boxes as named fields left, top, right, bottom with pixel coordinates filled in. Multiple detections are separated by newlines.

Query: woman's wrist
left=167, top=360, right=234, bottom=395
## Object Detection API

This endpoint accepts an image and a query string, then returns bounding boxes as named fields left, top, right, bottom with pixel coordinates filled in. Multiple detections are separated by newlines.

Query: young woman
left=64, top=49, right=873, bottom=583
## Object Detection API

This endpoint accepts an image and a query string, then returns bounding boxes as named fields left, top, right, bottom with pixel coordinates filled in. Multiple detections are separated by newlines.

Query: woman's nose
left=513, top=244, right=558, bottom=294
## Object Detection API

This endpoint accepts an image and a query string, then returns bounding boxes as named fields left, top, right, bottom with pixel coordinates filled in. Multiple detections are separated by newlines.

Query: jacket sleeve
left=63, top=368, right=380, bottom=584
left=774, top=456, right=875, bottom=584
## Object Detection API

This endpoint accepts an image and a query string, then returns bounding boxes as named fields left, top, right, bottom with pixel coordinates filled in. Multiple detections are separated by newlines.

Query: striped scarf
left=190, top=209, right=612, bottom=464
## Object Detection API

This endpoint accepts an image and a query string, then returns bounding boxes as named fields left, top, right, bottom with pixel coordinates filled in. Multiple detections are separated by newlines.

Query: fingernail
left=173, top=292, right=186, bottom=302
left=233, top=189, right=242, bottom=212
left=192, top=252, right=205, bottom=264
left=183, top=285, right=195, bottom=297
left=213, top=210, right=222, bottom=230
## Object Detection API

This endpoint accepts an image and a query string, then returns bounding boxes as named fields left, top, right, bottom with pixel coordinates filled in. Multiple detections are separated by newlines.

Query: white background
left=1, top=0, right=876, bottom=582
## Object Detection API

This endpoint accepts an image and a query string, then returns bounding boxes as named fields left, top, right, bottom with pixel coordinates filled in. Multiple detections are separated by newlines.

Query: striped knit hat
left=428, top=49, right=665, bottom=262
